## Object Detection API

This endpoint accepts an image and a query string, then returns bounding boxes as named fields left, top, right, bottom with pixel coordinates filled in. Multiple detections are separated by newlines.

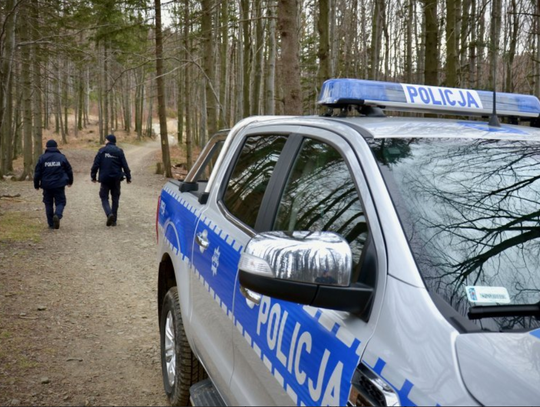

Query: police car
left=156, top=79, right=540, bottom=406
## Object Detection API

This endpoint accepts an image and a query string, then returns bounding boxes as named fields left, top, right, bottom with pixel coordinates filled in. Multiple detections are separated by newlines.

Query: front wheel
left=160, top=287, right=207, bottom=406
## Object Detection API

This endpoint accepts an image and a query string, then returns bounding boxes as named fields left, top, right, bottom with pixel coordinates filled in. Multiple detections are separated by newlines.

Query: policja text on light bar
left=318, top=79, right=540, bottom=119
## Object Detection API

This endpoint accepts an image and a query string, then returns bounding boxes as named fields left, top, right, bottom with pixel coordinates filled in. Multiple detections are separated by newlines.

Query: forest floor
left=0, top=123, right=185, bottom=406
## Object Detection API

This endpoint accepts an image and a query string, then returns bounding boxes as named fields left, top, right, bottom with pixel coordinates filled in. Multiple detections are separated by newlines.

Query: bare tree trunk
left=14, top=88, right=23, bottom=160
left=405, top=0, right=413, bottom=82
left=467, top=0, right=476, bottom=87
left=504, top=0, right=518, bottom=93
left=423, top=0, right=439, bottom=85
left=85, top=66, right=90, bottom=126
left=103, top=45, right=109, bottom=138
left=0, top=0, right=18, bottom=176
left=32, top=0, right=43, bottom=161
left=264, top=0, right=277, bottom=115
left=370, top=0, right=384, bottom=80
left=155, top=0, right=172, bottom=178
left=381, top=1, right=389, bottom=80
left=55, top=67, right=62, bottom=135
left=176, top=26, right=184, bottom=145
left=145, top=90, right=153, bottom=138
left=360, top=0, right=368, bottom=79
left=200, top=81, right=207, bottom=147
left=476, top=0, right=486, bottom=88
left=135, top=68, right=145, bottom=140
left=488, top=0, right=501, bottom=90
left=185, top=70, right=192, bottom=169
left=278, top=0, right=302, bottom=115
left=20, top=5, right=34, bottom=181
left=202, top=0, right=217, bottom=140
left=1, top=75, right=14, bottom=175
left=78, top=66, right=84, bottom=131
left=219, top=0, right=229, bottom=127
left=445, top=0, right=458, bottom=87
left=318, top=0, right=330, bottom=86
left=98, top=59, right=104, bottom=143
left=124, top=75, right=131, bottom=133
left=184, top=0, right=193, bottom=169
left=241, top=0, right=251, bottom=117
left=252, top=0, right=264, bottom=116
left=62, top=59, right=69, bottom=142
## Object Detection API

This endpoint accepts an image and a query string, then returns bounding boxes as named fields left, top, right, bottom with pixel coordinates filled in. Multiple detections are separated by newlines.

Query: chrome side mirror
left=238, top=231, right=374, bottom=314
left=238, top=231, right=352, bottom=286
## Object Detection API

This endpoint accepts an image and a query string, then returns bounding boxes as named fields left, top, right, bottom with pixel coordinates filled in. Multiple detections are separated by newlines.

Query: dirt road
left=0, top=141, right=168, bottom=406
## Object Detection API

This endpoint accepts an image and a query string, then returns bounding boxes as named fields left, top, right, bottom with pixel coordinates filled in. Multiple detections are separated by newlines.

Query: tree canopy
left=1, top=0, right=538, bottom=178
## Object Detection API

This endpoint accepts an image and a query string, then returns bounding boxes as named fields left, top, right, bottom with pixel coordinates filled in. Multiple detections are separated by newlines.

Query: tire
left=160, top=287, right=207, bottom=406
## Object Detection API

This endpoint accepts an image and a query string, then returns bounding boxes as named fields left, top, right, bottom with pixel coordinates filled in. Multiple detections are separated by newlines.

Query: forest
left=0, top=0, right=538, bottom=179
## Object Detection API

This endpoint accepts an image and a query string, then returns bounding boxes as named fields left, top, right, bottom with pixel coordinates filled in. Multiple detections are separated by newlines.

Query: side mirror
left=239, top=231, right=373, bottom=314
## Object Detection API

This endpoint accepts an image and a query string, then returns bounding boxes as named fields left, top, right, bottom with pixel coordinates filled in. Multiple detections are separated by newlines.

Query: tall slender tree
left=264, top=0, right=277, bottom=115
left=19, top=2, right=34, bottom=180
left=424, top=0, right=439, bottom=85
left=488, top=0, right=501, bottom=90
left=154, top=0, right=172, bottom=178
left=317, top=0, right=330, bottom=86
left=445, top=0, right=458, bottom=87
left=0, top=0, right=18, bottom=176
left=202, top=0, right=217, bottom=140
left=278, top=0, right=302, bottom=115
left=241, top=0, right=251, bottom=117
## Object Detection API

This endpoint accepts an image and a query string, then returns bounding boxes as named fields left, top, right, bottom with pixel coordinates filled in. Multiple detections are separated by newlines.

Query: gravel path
left=0, top=141, right=169, bottom=406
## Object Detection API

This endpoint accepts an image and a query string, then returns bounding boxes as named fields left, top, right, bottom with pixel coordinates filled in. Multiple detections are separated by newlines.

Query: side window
left=195, top=141, right=224, bottom=181
left=188, top=133, right=226, bottom=183
left=274, top=138, right=369, bottom=266
left=223, top=135, right=288, bottom=229
left=182, top=134, right=226, bottom=197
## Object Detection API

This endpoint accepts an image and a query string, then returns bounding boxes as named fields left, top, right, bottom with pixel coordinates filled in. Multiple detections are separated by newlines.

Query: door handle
left=240, top=285, right=261, bottom=306
left=196, top=231, right=210, bottom=249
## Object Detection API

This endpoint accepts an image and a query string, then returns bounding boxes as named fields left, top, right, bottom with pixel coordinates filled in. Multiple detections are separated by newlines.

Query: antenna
left=488, top=88, right=500, bottom=127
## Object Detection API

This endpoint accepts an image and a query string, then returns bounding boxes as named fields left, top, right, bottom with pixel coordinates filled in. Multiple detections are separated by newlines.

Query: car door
left=188, top=131, right=290, bottom=404
left=230, top=127, right=385, bottom=406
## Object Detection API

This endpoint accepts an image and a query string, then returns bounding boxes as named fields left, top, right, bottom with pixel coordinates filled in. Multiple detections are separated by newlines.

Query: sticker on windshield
left=465, top=286, right=511, bottom=304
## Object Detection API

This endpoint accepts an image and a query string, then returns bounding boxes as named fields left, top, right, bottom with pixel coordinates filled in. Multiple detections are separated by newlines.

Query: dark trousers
left=42, top=187, right=66, bottom=227
left=99, top=179, right=121, bottom=220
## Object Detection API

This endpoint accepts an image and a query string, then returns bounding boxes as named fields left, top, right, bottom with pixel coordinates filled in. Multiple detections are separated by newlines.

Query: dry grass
left=0, top=211, right=42, bottom=243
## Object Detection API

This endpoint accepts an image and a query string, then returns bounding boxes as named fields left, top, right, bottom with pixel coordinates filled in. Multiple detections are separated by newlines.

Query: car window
left=370, top=137, right=540, bottom=331
left=223, top=135, right=288, bottom=229
left=195, top=140, right=224, bottom=181
left=274, top=138, right=368, bottom=267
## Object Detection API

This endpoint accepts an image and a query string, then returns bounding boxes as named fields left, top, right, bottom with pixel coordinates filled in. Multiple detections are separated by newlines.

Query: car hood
left=455, top=329, right=540, bottom=406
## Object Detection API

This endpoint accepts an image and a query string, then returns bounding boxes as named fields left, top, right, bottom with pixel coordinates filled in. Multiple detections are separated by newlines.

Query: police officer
left=34, top=139, right=74, bottom=229
left=91, top=135, right=132, bottom=226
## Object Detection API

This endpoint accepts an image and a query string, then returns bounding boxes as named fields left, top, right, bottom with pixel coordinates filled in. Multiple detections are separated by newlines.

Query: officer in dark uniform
left=34, top=139, right=74, bottom=229
left=90, top=135, right=132, bottom=226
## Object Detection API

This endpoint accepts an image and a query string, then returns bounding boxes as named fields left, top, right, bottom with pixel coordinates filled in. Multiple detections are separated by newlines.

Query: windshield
left=369, top=137, right=540, bottom=332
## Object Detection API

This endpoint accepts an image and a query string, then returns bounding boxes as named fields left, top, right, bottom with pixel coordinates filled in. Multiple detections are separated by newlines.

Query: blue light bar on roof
left=318, top=78, right=540, bottom=118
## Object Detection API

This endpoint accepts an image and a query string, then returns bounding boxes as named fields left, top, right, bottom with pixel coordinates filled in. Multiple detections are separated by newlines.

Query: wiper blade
left=468, top=302, right=540, bottom=320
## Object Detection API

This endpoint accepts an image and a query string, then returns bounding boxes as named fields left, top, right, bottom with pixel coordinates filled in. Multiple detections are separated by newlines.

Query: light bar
left=318, top=78, right=540, bottom=118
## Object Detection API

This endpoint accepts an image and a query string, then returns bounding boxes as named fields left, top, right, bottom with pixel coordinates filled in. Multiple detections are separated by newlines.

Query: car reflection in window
left=224, top=135, right=288, bottom=229
left=274, top=138, right=368, bottom=269
left=371, top=137, right=540, bottom=331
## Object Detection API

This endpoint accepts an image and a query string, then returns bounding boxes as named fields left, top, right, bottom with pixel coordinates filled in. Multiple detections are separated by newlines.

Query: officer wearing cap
left=34, top=139, right=74, bottom=229
left=91, top=134, right=132, bottom=226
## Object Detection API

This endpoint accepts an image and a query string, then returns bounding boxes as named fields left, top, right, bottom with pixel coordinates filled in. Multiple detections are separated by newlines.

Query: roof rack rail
left=318, top=79, right=540, bottom=120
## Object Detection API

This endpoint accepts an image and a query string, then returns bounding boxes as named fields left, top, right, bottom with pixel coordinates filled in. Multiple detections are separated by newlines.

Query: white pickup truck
left=156, top=78, right=540, bottom=406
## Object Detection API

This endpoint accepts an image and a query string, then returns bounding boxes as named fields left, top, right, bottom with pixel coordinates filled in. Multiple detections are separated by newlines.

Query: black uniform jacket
left=90, top=143, right=132, bottom=183
left=34, top=148, right=73, bottom=189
